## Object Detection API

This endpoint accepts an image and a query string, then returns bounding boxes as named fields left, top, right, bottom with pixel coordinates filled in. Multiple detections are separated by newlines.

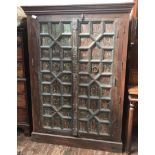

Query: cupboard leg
left=126, top=102, right=136, bottom=155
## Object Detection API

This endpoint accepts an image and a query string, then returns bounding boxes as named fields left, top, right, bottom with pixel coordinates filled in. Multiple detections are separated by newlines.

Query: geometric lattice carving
left=42, top=84, right=50, bottom=93
left=89, top=118, right=98, bottom=133
left=97, top=112, right=110, bottom=121
left=100, top=100, right=110, bottom=109
left=60, top=74, right=72, bottom=83
left=63, top=119, right=71, bottom=129
left=52, top=44, right=61, bottom=58
left=51, top=96, right=61, bottom=109
left=42, top=61, right=50, bottom=71
left=91, top=63, right=100, bottom=75
left=92, top=46, right=100, bottom=59
left=39, top=21, right=73, bottom=131
left=79, top=63, right=89, bottom=72
left=40, top=23, right=48, bottom=33
left=60, top=36, right=71, bottom=46
left=42, top=73, right=52, bottom=82
left=100, top=123, right=110, bottom=135
left=92, top=23, right=101, bottom=38
left=103, top=50, right=113, bottom=60
left=41, top=49, right=50, bottom=58
left=63, top=49, right=72, bottom=59
left=39, top=19, right=115, bottom=137
left=51, top=61, right=61, bottom=75
left=51, top=81, right=61, bottom=94
left=98, top=75, right=111, bottom=85
left=63, top=62, right=72, bottom=71
left=80, top=23, right=89, bottom=33
left=78, top=20, right=114, bottom=137
left=90, top=83, right=99, bottom=96
left=79, top=75, right=91, bottom=84
left=41, top=36, right=53, bottom=47
left=63, top=24, right=71, bottom=33
left=102, top=88, right=111, bottom=97
left=99, top=36, right=113, bottom=48
left=51, top=23, right=60, bottom=38
left=79, top=86, right=88, bottom=96
left=79, top=98, right=88, bottom=108
left=80, top=37, right=93, bottom=47
left=90, top=99, right=98, bottom=112
left=105, top=22, right=114, bottom=33
left=79, top=50, right=89, bottom=60
left=79, top=121, right=87, bottom=131
left=42, top=95, right=51, bottom=104
left=103, top=63, right=112, bottom=73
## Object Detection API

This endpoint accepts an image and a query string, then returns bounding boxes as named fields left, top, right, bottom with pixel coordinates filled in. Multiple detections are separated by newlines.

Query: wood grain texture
left=17, top=22, right=32, bottom=136
left=17, top=47, right=24, bottom=60
left=31, top=132, right=122, bottom=152
left=17, top=95, right=26, bottom=108
left=17, top=61, right=25, bottom=78
left=17, top=109, right=27, bottom=122
left=22, top=3, right=133, bottom=15
left=23, top=3, right=133, bottom=152
left=17, top=81, right=26, bottom=94
left=17, top=132, right=138, bottom=155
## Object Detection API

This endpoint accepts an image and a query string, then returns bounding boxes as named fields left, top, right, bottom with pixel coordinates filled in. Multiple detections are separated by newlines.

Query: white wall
left=18, top=0, right=133, bottom=6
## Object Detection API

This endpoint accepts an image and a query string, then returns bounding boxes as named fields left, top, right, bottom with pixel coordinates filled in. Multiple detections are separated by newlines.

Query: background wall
left=18, top=0, right=133, bottom=6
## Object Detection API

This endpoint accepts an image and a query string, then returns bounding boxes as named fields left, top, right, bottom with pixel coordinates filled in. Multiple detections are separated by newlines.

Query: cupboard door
left=30, top=14, right=121, bottom=140
left=36, top=16, right=77, bottom=135
left=77, top=16, right=120, bottom=141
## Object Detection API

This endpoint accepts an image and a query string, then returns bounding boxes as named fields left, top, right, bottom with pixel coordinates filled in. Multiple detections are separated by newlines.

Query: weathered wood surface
left=17, top=133, right=138, bottom=155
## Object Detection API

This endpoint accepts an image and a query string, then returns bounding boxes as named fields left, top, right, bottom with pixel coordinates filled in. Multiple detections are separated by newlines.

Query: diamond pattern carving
left=39, top=19, right=115, bottom=137
left=78, top=20, right=114, bottom=136
left=39, top=21, right=73, bottom=131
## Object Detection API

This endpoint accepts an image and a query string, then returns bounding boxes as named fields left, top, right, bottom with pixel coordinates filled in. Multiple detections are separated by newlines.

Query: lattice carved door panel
left=36, top=15, right=118, bottom=139
left=39, top=19, right=74, bottom=134
left=77, top=19, right=117, bottom=140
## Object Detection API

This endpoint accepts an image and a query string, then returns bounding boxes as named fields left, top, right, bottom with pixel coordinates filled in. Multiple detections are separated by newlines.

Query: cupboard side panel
left=27, top=16, right=41, bottom=131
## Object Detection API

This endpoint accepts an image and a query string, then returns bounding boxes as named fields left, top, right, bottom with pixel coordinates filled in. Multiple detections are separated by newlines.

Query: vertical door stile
left=72, top=19, right=78, bottom=136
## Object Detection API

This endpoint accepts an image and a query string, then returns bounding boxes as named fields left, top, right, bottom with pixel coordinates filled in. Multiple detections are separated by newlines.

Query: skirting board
left=31, top=132, right=123, bottom=152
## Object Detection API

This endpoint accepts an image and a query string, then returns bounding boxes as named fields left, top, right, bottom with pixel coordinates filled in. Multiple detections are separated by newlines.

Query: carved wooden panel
left=23, top=3, right=133, bottom=152
left=39, top=21, right=73, bottom=132
left=38, top=17, right=117, bottom=139
left=78, top=20, right=115, bottom=138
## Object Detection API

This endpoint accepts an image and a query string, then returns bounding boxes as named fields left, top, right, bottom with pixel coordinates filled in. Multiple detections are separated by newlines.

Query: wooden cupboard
left=22, top=3, right=133, bottom=152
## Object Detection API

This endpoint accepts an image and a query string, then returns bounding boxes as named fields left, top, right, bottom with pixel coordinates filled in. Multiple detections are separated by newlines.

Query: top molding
left=22, top=3, right=134, bottom=15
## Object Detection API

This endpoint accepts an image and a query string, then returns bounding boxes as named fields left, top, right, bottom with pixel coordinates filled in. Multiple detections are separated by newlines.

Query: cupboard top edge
left=21, top=3, right=134, bottom=15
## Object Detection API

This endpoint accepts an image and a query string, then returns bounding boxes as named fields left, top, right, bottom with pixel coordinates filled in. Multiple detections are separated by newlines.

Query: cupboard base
left=31, top=132, right=123, bottom=152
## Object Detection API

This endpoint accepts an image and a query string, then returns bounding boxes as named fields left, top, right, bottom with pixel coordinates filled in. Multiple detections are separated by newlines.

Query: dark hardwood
left=22, top=3, right=133, bottom=152
left=126, top=86, right=138, bottom=155
left=17, top=20, right=32, bottom=136
left=123, top=0, right=138, bottom=153
left=32, top=132, right=122, bottom=152
left=22, top=3, right=133, bottom=15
